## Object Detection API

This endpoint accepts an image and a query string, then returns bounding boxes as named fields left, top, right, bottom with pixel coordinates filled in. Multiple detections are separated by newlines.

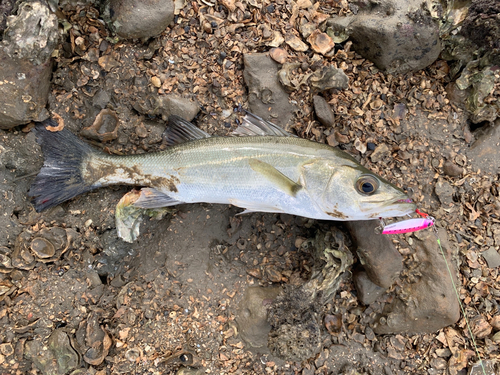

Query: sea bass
left=29, top=113, right=415, bottom=220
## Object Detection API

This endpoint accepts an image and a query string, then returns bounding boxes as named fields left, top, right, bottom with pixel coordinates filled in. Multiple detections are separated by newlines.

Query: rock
left=353, top=270, right=386, bottom=305
left=467, top=119, right=500, bottom=174
left=132, top=94, right=199, bottom=121
left=309, top=66, right=349, bottom=92
left=92, top=89, right=111, bottom=109
left=345, top=221, right=403, bottom=289
left=374, top=228, right=460, bottom=334
left=1, top=1, right=58, bottom=65
left=313, top=95, right=335, bottom=127
left=47, top=329, right=80, bottom=374
left=157, top=95, right=199, bottom=121
left=25, top=329, right=80, bottom=375
left=0, top=1, right=57, bottom=128
left=243, top=53, right=296, bottom=128
left=326, top=0, right=442, bottom=73
left=470, top=315, right=492, bottom=339
left=442, top=161, right=463, bottom=177
left=481, top=247, right=500, bottom=269
left=235, top=286, right=282, bottom=349
left=434, top=178, right=454, bottom=206
left=107, top=0, right=175, bottom=39
left=445, top=82, right=469, bottom=110
left=370, top=143, right=390, bottom=163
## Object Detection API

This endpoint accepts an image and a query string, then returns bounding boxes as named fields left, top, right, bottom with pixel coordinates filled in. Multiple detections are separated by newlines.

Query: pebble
left=443, top=160, right=463, bottom=177
left=434, top=178, right=455, bottom=206
left=353, top=270, right=385, bottom=305
left=313, top=95, right=335, bottom=127
left=481, top=247, right=500, bottom=269
left=370, top=143, right=390, bottom=163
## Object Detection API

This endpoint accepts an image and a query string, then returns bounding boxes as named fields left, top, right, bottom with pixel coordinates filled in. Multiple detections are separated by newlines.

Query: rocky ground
left=0, top=0, right=500, bottom=374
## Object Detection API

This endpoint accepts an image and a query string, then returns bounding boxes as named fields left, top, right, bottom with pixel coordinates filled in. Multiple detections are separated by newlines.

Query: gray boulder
left=107, top=0, right=175, bottom=39
left=243, top=53, right=296, bottom=129
left=327, top=0, right=441, bottom=74
left=374, top=228, right=460, bottom=334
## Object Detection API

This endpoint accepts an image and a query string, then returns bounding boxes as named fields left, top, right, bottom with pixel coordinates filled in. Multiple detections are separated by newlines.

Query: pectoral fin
left=248, top=158, right=302, bottom=197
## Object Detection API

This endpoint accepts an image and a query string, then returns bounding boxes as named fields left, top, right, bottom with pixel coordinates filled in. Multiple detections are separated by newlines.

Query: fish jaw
left=374, top=200, right=417, bottom=219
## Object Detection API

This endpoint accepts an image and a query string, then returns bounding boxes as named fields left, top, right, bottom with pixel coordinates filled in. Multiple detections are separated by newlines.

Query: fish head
left=302, top=159, right=416, bottom=220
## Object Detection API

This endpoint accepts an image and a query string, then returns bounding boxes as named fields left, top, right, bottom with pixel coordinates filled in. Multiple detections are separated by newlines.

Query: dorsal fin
left=163, top=115, right=211, bottom=146
left=233, top=111, right=294, bottom=137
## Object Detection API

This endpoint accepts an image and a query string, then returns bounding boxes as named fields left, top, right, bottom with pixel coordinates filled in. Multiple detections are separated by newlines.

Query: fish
left=28, top=112, right=416, bottom=221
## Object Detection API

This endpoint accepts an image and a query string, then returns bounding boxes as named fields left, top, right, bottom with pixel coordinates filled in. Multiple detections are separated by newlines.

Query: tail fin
left=29, top=119, right=98, bottom=212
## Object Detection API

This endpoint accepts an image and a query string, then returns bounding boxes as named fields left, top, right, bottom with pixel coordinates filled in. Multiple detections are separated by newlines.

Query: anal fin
left=133, top=188, right=184, bottom=208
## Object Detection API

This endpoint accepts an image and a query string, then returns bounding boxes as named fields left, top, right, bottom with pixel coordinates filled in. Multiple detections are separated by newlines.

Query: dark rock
left=107, top=0, right=175, bottom=39
left=47, top=329, right=80, bottom=374
left=466, top=119, right=500, bottom=174
left=92, top=90, right=111, bottom=109
left=132, top=94, right=199, bottom=122
left=353, top=270, right=386, bottom=305
left=442, top=161, right=463, bottom=177
left=243, top=53, right=296, bottom=129
left=25, top=329, right=80, bottom=374
left=235, top=286, right=282, bottom=349
left=0, top=1, right=57, bottom=128
left=345, top=220, right=403, bottom=289
left=0, top=51, right=52, bottom=128
left=326, top=0, right=441, bottom=73
left=1, top=1, right=58, bottom=65
left=434, top=178, right=454, bottom=206
left=481, top=247, right=500, bottom=269
left=313, top=95, right=335, bottom=127
left=156, top=95, right=199, bottom=121
left=374, top=228, right=460, bottom=334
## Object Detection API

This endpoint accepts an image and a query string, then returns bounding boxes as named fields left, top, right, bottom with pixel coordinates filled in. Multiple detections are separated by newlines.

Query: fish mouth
left=394, top=198, right=414, bottom=204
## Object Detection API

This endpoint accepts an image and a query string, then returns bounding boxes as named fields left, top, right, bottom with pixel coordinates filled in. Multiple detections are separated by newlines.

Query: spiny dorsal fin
left=233, top=111, right=294, bottom=137
left=163, top=115, right=211, bottom=146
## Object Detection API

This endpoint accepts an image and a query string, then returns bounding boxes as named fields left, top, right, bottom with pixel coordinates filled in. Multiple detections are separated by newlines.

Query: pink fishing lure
left=381, top=217, right=434, bottom=234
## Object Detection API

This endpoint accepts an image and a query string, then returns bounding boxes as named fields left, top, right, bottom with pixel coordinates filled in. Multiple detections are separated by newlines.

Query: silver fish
left=29, top=113, right=415, bottom=221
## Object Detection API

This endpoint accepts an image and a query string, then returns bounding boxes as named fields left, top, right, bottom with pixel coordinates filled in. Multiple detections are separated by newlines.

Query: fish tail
left=29, top=119, right=101, bottom=212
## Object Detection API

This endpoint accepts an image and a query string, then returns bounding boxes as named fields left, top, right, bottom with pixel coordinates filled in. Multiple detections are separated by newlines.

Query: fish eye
left=355, top=175, right=379, bottom=195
